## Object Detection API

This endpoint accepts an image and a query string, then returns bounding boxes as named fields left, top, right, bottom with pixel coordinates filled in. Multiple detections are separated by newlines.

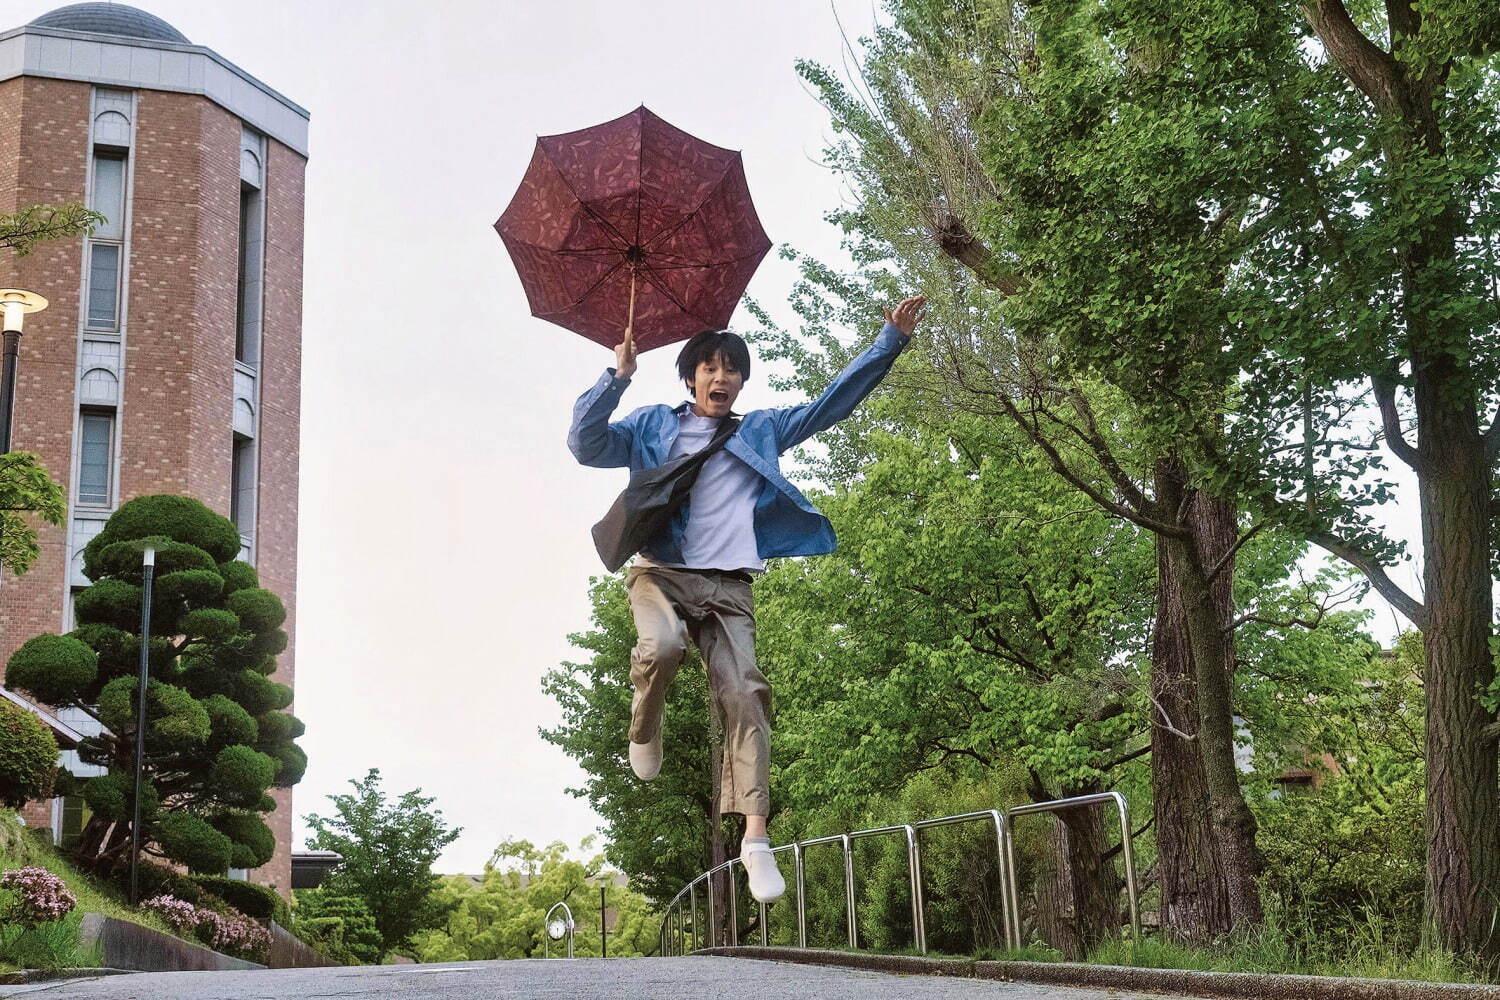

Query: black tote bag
left=591, top=416, right=741, bottom=572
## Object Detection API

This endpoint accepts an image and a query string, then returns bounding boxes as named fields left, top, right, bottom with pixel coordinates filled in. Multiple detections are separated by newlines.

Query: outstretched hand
left=614, top=327, right=638, bottom=380
left=883, top=295, right=927, bottom=336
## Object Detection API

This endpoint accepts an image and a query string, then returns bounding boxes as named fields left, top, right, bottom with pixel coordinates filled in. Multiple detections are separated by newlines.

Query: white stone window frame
left=63, top=88, right=136, bottom=621
left=232, top=127, right=266, bottom=565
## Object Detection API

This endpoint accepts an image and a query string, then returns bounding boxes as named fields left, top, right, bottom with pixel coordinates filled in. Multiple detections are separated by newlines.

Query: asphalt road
left=1, top=957, right=1209, bottom=999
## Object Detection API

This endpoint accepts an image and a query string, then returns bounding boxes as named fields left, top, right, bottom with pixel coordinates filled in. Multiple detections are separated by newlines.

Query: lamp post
left=129, top=544, right=155, bottom=905
left=0, top=288, right=48, bottom=454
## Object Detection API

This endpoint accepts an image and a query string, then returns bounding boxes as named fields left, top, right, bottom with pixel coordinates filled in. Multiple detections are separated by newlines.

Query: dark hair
left=676, top=329, right=751, bottom=387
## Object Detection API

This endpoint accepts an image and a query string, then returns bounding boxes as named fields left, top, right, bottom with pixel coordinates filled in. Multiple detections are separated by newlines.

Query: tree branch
left=1300, top=0, right=1405, bottom=113
left=1307, top=529, right=1427, bottom=626
left=1373, top=375, right=1422, bottom=470
left=1205, top=523, right=1264, bottom=585
left=922, top=206, right=1027, bottom=296
left=1485, top=405, right=1500, bottom=467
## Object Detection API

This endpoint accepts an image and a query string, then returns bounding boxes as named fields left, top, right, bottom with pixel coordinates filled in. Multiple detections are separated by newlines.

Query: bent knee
left=633, top=634, right=687, bottom=667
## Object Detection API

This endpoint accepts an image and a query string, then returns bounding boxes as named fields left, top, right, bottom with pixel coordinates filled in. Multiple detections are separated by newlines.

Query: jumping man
left=568, top=295, right=926, bottom=902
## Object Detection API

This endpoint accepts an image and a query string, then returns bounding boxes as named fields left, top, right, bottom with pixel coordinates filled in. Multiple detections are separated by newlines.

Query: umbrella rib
left=642, top=249, right=769, bottom=271
left=535, top=258, right=629, bottom=318
left=537, top=145, right=632, bottom=251
left=637, top=156, right=743, bottom=254
left=638, top=266, right=725, bottom=330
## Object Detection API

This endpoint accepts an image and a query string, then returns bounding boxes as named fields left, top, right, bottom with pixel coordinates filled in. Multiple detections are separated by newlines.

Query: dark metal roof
left=30, top=3, right=189, bottom=44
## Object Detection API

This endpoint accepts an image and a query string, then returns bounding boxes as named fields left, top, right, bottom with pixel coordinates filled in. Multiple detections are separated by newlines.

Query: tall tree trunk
left=1157, top=457, right=1264, bottom=928
left=1031, top=780, right=1121, bottom=959
left=1150, top=527, right=1233, bottom=942
left=1416, top=359, right=1499, bottom=957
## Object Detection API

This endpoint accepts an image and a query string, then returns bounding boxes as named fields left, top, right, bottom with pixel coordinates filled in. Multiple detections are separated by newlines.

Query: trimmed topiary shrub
left=6, top=635, right=97, bottom=705
left=0, top=703, right=57, bottom=808
left=225, top=589, right=285, bottom=633
left=206, top=812, right=276, bottom=870
left=154, top=813, right=233, bottom=875
left=6, top=495, right=303, bottom=875
left=191, top=874, right=286, bottom=924
left=81, top=771, right=158, bottom=825
left=295, top=890, right=381, bottom=964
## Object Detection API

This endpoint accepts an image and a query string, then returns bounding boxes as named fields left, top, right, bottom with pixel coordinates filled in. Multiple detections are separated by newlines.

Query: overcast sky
left=6, top=0, right=1440, bottom=875
left=7, top=0, right=891, bottom=873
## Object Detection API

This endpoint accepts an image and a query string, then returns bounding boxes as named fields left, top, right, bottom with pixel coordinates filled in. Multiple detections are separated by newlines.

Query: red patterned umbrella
left=495, top=106, right=772, bottom=353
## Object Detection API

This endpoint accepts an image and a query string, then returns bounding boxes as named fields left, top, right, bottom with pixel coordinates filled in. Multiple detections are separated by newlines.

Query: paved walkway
left=1, top=956, right=1207, bottom=999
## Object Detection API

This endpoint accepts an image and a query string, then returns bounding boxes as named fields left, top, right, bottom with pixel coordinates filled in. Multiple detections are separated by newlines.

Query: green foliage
left=0, top=914, right=87, bottom=971
left=410, top=840, right=660, bottom=961
left=209, top=746, right=278, bottom=807
left=153, top=812, right=233, bottom=875
left=217, top=560, right=259, bottom=595
left=0, top=202, right=101, bottom=256
left=226, top=589, right=285, bottom=632
left=304, top=769, right=460, bottom=952
left=0, top=702, right=57, bottom=809
left=255, top=712, right=304, bottom=745
left=81, top=772, right=158, bottom=825
left=206, top=813, right=277, bottom=870
left=191, top=874, right=285, bottom=923
left=0, top=452, right=67, bottom=576
left=6, top=634, right=97, bottom=706
left=6, top=495, right=304, bottom=876
left=202, top=695, right=258, bottom=749
left=294, top=889, right=382, bottom=964
left=82, top=496, right=240, bottom=578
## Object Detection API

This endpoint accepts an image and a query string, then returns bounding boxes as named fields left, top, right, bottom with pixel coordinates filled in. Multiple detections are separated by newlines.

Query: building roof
left=0, top=688, right=87, bottom=748
left=29, top=3, right=188, bottom=44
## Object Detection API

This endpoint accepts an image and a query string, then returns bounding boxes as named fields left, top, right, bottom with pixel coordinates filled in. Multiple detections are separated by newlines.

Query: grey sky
left=6, top=0, right=1441, bottom=876
left=1, top=0, right=885, bottom=872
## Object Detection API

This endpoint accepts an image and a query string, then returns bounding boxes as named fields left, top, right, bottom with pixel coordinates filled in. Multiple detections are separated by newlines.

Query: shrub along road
left=0, top=957, right=1210, bottom=999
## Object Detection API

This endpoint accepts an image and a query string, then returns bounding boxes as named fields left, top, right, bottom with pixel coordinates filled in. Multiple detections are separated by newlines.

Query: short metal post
left=728, top=860, right=739, bottom=946
left=988, top=809, right=1018, bottom=950
left=904, top=824, right=926, bottom=953
left=841, top=833, right=857, bottom=949
left=707, top=869, right=718, bottom=948
left=793, top=841, right=807, bottom=948
left=1110, top=792, right=1142, bottom=939
left=759, top=900, right=769, bottom=946
left=690, top=881, right=698, bottom=952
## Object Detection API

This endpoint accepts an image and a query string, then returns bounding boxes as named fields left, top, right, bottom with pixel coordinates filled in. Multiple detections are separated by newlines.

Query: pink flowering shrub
left=142, top=894, right=199, bottom=934
left=141, top=894, right=270, bottom=962
left=0, top=868, right=76, bottom=927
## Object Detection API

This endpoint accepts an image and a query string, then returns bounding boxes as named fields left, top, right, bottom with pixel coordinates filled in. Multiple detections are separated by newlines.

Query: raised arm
left=769, top=295, right=926, bottom=454
left=568, top=329, right=640, bottom=468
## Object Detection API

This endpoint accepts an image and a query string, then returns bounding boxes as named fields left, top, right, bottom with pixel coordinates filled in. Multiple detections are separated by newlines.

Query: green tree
left=0, top=452, right=65, bottom=577
left=293, top=888, right=382, bottom=964
left=303, top=768, right=461, bottom=953
left=412, top=839, right=659, bottom=961
left=0, top=204, right=101, bottom=257
left=3, top=494, right=303, bottom=875
left=0, top=700, right=57, bottom=808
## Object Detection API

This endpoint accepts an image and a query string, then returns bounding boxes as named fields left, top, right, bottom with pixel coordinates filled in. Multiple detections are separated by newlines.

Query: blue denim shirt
left=569, top=322, right=910, bottom=562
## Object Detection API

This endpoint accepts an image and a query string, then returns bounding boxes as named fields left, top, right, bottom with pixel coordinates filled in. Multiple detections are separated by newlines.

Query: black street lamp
left=129, top=544, right=156, bottom=905
left=0, top=288, right=49, bottom=454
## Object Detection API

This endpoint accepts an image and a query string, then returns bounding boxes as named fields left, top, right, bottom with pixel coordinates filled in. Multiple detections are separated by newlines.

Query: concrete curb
left=697, top=946, right=1500, bottom=999
left=0, top=968, right=134, bottom=985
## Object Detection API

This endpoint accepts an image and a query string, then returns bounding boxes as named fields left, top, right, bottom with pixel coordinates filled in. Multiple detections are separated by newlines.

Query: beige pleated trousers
left=624, top=564, right=770, bottom=816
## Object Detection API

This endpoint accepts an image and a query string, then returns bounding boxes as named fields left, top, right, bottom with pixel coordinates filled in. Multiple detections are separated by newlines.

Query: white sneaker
left=740, top=838, right=785, bottom=903
left=629, top=733, right=662, bottom=781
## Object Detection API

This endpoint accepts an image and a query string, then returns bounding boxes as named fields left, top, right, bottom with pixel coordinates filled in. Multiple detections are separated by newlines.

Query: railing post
left=760, top=899, right=769, bottom=946
left=729, top=860, right=740, bottom=947
left=841, top=833, right=857, bottom=949
left=690, top=881, right=698, bottom=953
left=1109, top=791, right=1142, bottom=939
left=903, top=824, right=926, bottom=954
left=794, top=841, right=807, bottom=948
left=988, top=809, right=1018, bottom=950
left=706, top=868, right=718, bottom=948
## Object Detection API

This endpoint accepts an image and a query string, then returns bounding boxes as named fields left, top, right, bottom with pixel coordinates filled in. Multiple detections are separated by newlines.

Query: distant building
left=0, top=3, right=307, bottom=895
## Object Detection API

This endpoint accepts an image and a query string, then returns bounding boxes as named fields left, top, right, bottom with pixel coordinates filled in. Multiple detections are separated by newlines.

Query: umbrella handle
left=626, top=266, right=638, bottom=339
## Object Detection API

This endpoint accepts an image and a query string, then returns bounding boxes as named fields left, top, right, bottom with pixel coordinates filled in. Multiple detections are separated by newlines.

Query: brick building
left=0, top=3, right=306, bottom=895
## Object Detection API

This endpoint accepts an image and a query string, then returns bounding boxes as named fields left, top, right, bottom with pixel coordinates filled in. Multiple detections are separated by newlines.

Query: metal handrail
left=656, top=791, right=1138, bottom=957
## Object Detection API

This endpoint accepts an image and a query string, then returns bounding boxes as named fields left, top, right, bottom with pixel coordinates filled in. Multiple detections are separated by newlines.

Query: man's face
left=688, top=350, right=744, bottom=418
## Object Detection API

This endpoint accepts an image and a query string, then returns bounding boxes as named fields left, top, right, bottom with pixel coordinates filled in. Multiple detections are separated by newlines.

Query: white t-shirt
left=637, top=410, right=764, bottom=573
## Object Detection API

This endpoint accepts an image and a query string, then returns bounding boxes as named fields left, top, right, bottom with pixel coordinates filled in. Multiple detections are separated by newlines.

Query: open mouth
left=709, top=390, right=729, bottom=404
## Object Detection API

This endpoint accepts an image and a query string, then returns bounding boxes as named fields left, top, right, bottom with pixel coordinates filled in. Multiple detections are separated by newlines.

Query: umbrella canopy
left=496, top=106, right=772, bottom=353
